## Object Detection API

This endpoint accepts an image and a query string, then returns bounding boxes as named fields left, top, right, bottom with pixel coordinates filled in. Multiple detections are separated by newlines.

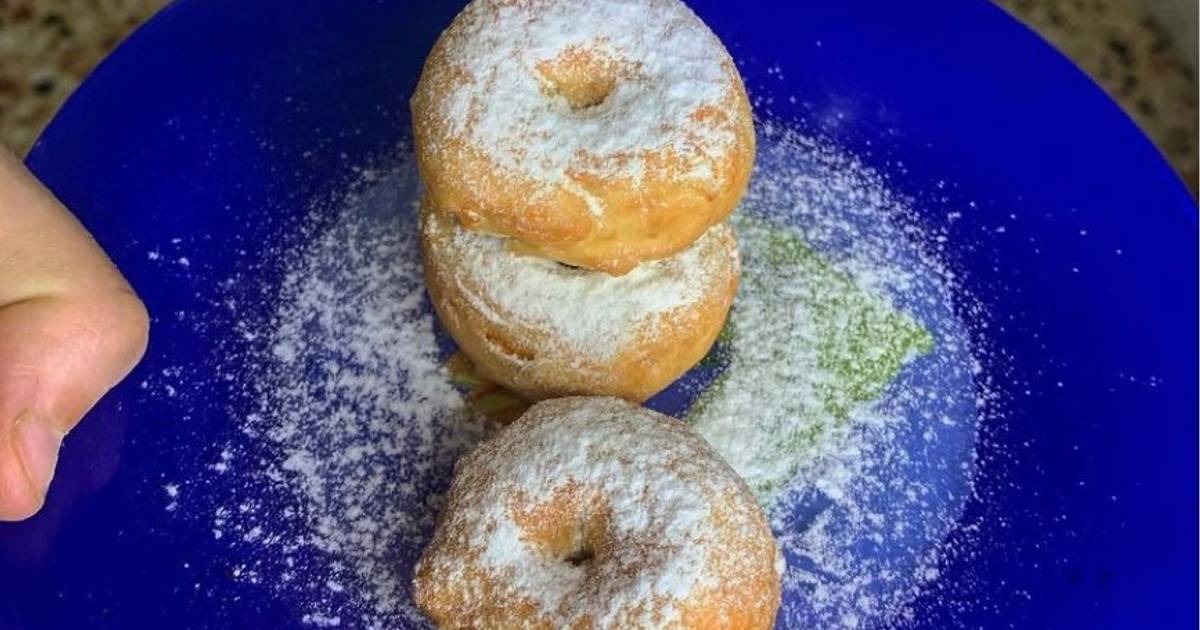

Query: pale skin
left=0, top=145, right=148, bottom=521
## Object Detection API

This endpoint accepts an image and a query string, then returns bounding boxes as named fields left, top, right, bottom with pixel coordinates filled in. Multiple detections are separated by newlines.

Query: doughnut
left=420, top=203, right=739, bottom=403
left=413, top=396, right=783, bottom=629
left=411, top=0, right=755, bottom=275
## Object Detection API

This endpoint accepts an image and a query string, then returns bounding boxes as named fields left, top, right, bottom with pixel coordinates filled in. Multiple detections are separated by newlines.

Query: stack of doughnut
left=411, top=1, right=781, bottom=628
left=413, top=0, right=755, bottom=402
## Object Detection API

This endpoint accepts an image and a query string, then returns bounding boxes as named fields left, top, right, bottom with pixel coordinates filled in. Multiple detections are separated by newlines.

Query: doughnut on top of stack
left=411, top=0, right=755, bottom=275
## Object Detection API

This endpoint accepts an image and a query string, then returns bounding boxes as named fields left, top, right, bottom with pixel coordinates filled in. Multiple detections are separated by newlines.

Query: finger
left=0, top=147, right=149, bottom=520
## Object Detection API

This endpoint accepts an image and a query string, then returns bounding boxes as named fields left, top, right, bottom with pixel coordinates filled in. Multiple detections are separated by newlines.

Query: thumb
left=0, top=146, right=149, bottom=521
left=0, top=292, right=148, bottom=521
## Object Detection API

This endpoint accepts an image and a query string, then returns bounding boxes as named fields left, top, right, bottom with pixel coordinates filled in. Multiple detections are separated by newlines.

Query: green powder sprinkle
left=689, top=215, right=933, bottom=501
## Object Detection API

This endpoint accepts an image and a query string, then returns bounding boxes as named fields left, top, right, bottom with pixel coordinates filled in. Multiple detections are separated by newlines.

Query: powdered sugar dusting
left=687, top=122, right=984, bottom=628
left=169, top=119, right=989, bottom=628
left=192, top=162, right=496, bottom=627
left=417, top=397, right=776, bottom=626
left=421, top=0, right=738, bottom=187
left=424, top=209, right=734, bottom=360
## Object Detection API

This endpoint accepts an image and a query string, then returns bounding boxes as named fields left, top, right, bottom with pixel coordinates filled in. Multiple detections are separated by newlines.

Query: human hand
left=0, top=146, right=149, bottom=521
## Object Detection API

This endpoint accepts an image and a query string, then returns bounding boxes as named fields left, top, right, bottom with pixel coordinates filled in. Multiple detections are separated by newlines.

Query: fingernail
left=14, top=415, right=63, bottom=493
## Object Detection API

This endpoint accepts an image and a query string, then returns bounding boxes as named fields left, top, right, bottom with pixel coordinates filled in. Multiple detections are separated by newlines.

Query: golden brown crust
left=420, top=206, right=739, bottom=403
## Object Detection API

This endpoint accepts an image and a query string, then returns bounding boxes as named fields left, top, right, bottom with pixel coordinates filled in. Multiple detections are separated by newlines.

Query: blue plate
left=2, top=1, right=1196, bottom=628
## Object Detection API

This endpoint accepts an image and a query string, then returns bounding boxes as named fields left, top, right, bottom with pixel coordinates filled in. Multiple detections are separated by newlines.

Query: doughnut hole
left=536, top=46, right=630, bottom=110
left=513, top=485, right=612, bottom=572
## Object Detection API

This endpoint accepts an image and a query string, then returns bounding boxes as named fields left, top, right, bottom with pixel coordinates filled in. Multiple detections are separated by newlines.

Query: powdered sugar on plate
left=166, top=119, right=988, bottom=629
left=192, top=163, right=495, bottom=627
left=696, top=122, right=984, bottom=628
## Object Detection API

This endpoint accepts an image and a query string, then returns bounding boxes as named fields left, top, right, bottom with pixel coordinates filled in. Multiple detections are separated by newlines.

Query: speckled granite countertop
left=1, top=0, right=1196, bottom=195
left=999, top=0, right=1197, bottom=194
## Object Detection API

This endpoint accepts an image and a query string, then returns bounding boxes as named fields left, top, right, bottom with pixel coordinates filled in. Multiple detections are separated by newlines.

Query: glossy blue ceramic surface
left=1, top=1, right=1196, bottom=628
